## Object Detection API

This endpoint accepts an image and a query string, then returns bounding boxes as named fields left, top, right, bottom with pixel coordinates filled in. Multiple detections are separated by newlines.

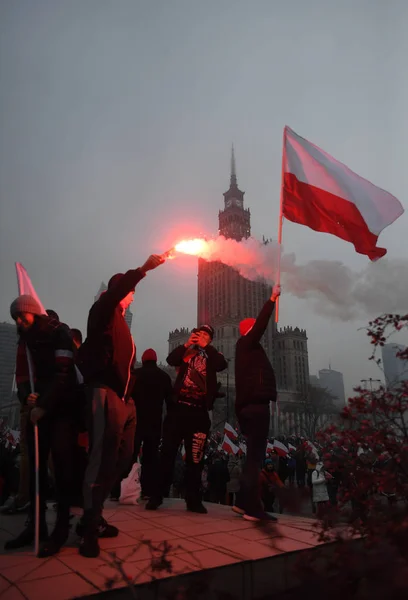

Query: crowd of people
left=1, top=251, right=311, bottom=561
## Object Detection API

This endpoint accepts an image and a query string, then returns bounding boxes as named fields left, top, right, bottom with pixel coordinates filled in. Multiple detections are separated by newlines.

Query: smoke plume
left=189, top=236, right=407, bottom=321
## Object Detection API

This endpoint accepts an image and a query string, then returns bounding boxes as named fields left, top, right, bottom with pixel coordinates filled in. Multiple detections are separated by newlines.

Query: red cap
left=239, top=318, right=256, bottom=336
left=142, top=348, right=157, bottom=363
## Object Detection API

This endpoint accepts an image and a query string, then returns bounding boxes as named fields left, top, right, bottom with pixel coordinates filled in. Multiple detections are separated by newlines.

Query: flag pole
left=275, top=127, right=286, bottom=323
left=26, top=347, right=40, bottom=557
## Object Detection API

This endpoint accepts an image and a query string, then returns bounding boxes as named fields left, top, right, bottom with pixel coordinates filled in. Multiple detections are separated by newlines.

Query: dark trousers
left=236, top=404, right=270, bottom=515
left=82, top=387, right=136, bottom=526
left=27, top=415, right=77, bottom=525
left=154, top=404, right=210, bottom=506
left=133, top=427, right=161, bottom=497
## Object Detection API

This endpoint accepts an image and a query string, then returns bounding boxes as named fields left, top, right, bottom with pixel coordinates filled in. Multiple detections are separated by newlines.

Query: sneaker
left=79, top=532, right=100, bottom=558
left=4, top=522, right=48, bottom=550
left=145, top=497, right=163, bottom=511
left=186, top=502, right=208, bottom=514
left=76, top=516, right=118, bottom=538
left=232, top=505, right=246, bottom=516
left=243, top=511, right=278, bottom=523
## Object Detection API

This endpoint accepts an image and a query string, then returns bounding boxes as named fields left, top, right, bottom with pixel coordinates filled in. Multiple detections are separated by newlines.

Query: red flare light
left=174, top=238, right=208, bottom=256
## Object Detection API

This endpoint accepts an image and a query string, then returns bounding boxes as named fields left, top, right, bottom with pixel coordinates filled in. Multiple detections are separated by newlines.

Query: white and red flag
left=15, top=263, right=46, bottom=313
left=223, top=422, right=238, bottom=440
left=288, top=443, right=296, bottom=452
left=266, top=441, right=274, bottom=455
left=282, top=126, right=404, bottom=260
left=238, top=442, right=247, bottom=456
left=222, top=434, right=239, bottom=455
left=273, top=440, right=289, bottom=457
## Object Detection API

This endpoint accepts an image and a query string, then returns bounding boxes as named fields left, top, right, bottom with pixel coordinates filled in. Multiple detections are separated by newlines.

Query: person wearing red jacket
left=76, top=254, right=163, bottom=558
left=260, top=459, right=284, bottom=512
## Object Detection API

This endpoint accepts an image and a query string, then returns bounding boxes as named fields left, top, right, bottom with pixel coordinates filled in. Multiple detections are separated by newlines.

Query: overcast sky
left=1, top=0, right=407, bottom=398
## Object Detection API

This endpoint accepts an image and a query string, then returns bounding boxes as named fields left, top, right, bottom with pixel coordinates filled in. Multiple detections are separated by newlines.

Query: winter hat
left=108, top=273, right=125, bottom=289
left=10, top=295, right=43, bottom=319
left=239, top=318, right=256, bottom=336
left=198, top=324, right=214, bottom=340
left=142, top=348, right=157, bottom=363
left=264, top=459, right=273, bottom=466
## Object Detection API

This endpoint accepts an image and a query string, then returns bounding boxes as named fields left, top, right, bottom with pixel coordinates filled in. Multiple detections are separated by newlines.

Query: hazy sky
left=1, top=0, right=407, bottom=398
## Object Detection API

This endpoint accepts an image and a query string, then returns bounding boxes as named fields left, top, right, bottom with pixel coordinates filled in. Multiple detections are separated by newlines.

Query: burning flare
left=174, top=238, right=208, bottom=256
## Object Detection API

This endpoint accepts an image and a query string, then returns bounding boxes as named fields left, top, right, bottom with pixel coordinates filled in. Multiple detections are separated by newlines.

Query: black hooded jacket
left=78, top=269, right=145, bottom=399
left=235, top=299, right=277, bottom=413
left=131, top=361, right=173, bottom=432
left=167, top=344, right=227, bottom=411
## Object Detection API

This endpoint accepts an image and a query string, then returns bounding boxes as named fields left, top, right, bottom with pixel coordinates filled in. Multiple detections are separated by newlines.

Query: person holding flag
left=5, top=295, right=78, bottom=557
left=233, top=283, right=281, bottom=522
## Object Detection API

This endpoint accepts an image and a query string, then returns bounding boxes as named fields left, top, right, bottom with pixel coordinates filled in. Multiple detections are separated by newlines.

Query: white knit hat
left=10, top=295, right=43, bottom=319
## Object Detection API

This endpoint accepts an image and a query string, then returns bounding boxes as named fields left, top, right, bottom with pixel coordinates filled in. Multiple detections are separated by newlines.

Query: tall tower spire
left=230, top=144, right=237, bottom=186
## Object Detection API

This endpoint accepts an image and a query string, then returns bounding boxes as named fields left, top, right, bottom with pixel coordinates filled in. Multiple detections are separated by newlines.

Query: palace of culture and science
left=168, top=149, right=311, bottom=436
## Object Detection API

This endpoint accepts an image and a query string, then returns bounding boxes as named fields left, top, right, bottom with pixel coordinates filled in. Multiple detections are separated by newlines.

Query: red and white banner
left=238, top=442, right=247, bottom=456
left=273, top=440, right=289, bottom=457
left=223, top=422, right=238, bottom=440
left=266, top=441, right=274, bottom=455
left=15, top=263, right=46, bottom=314
left=282, top=126, right=404, bottom=260
left=222, top=434, right=239, bottom=455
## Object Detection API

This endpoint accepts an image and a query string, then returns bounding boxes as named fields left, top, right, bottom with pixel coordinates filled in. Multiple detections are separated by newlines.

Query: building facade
left=382, top=343, right=408, bottom=390
left=274, top=326, right=309, bottom=394
left=318, top=368, right=346, bottom=408
left=0, top=322, right=17, bottom=409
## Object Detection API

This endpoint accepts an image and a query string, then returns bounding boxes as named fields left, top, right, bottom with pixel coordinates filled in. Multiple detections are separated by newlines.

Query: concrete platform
left=0, top=499, right=338, bottom=600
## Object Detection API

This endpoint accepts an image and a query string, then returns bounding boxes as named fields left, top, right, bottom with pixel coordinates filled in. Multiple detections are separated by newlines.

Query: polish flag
left=273, top=440, right=289, bottom=457
left=288, top=443, right=296, bottom=452
left=238, top=442, right=247, bottom=456
left=222, top=435, right=239, bottom=455
left=266, top=441, right=274, bottom=455
left=282, top=127, right=404, bottom=260
left=223, top=422, right=238, bottom=440
left=15, top=263, right=46, bottom=313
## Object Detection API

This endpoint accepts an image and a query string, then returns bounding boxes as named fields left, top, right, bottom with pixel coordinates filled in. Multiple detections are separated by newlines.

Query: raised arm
left=244, top=284, right=281, bottom=345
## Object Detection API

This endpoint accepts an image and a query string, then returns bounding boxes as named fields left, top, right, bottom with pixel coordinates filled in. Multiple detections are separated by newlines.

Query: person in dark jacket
left=5, top=295, right=78, bottom=557
left=111, top=348, right=173, bottom=500
left=207, top=455, right=230, bottom=504
left=77, top=254, right=164, bottom=558
left=233, top=283, right=281, bottom=522
left=146, top=325, right=227, bottom=513
left=133, top=349, right=173, bottom=497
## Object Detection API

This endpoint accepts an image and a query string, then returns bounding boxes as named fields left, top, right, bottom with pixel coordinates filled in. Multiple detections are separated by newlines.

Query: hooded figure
left=311, top=462, right=330, bottom=504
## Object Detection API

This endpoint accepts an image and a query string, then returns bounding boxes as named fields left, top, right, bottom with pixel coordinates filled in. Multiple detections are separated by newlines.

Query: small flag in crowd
left=223, top=422, right=238, bottom=440
left=222, top=434, right=239, bottom=455
left=238, top=442, right=247, bottom=456
left=273, top=440, right=289, bottom=457
left=266, top=441, right=274, bottom=455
